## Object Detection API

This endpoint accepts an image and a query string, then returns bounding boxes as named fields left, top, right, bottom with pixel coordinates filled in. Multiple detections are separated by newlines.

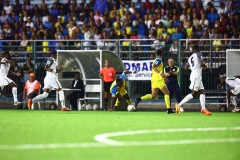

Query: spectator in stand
left=193, top=13, right=200, bottom=28
left=226, top=2, right=238, bottom=16
left=94, top=0, right=109, bottom=15
left=195, top=25, right=204, bottom=39
left=218, top=1, right=227, bottom=15
left=186, top=20, right=196, bottom=38
left=167, top=22, right=176, bottom=35
left=172, top=15, right=180, bottom=28
left=199, top=12, right=209, bottom=31
left=4, top=0, right=13, bottom=15
left=207, top=7, right=219, bottom=29
left=172, top=26, right=184, bottom=40
left=0, top=10, right=9, bottom=24
left=13, top=0, right=22, bottom=15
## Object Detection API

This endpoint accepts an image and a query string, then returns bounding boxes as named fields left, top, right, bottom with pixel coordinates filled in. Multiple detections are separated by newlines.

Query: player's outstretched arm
left=56, top=66, right=64, bottom=73
left=9, top=70, right=21, bottom=77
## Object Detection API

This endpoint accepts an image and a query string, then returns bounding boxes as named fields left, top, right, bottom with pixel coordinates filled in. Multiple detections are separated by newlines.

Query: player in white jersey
left=175, top=45, right=212, bottom=116
left=31, top=50, right=71, bottom=111
left=0, top=51, right=21, bottom=106
left=220, top=75, right=240, bottom=112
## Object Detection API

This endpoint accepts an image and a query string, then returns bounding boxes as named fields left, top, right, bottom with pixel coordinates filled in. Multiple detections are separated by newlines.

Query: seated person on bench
left=18, top=73, right=41, bottom=109
left=67, top=72, right=85, bottom=110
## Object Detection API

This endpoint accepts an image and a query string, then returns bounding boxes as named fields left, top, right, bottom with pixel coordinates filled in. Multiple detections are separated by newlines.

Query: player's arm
left=169, top=66, right=179, bottom=76
left=0, top=60, right=10, bottom=64
left=198, top=53, right=207, bottom=69
left=45, top=58, right=54, bottom=72
left=56, top=66, right=64, bottom=73
left=9, top=70, right=21, bottom=77
left=152, top=63, right=167, bottom=79
left=184, top=62, right=189, bottom=71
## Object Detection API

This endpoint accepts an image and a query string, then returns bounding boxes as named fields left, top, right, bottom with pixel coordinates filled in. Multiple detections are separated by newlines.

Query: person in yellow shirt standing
left=134, top=49, right=175, bottom=114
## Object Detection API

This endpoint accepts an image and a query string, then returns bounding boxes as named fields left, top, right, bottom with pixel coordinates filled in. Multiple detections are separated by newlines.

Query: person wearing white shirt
left=220, top=75, right=240, bottom=112
left=4, top=1, right=13, bottom=15
left=175, top=45, right=212, bottom=116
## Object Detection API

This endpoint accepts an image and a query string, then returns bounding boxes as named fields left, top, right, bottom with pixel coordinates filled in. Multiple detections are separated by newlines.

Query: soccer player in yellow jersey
left=110, top=71, right=137, bottom=111
left=135, top=49, right=175, bottom=114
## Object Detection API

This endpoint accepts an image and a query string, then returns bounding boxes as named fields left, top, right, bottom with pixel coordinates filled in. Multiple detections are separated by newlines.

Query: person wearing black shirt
left=164, top=58, right=182, bottom=110
left=67, top=72, right=85, bottom=110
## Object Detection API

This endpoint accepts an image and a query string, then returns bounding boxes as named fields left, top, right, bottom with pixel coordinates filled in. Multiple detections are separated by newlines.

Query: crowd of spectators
left=0, top=0, right=239, bottom=55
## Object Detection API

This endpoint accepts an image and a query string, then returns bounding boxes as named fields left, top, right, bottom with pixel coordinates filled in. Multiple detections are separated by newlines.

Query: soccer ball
left=127, top=105, right=135, bottom=112
left=93, top=104, right=99, bottom=111
left=86, top=104, right=93, bottom=110
left=81, top=104, right=86, bottom=110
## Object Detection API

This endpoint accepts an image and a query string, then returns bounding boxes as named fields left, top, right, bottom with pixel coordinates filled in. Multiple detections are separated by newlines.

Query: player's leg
left=175, top=79, right=198, bottom=115
left=123, top=90, right=131, bottom=106
left=160, top=85, right=175, bottom=114
left=9, top=81, right=20, bottom=105
left=198, top=81, right=212, bottom=116
left=113, top=92, right=122, bottom=111
left=134, top=81, right=159, bottom=108
left=103, top=82, right=112, bottom=111
left=230, top=86, right=240, bottom=112
left=174, top=87, right=184, bottom=112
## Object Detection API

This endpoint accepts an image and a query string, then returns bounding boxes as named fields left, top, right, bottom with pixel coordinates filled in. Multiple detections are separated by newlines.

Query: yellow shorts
left=151, top=80, right=166, bottom=89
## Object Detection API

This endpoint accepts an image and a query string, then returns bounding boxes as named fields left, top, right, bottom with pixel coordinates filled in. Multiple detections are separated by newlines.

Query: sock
left=141, top=94, right=152, bottom=100
left=12, top=87, right=17, bottom=102
left=104, top=98, right=108, bottom=109
left=231, top=96, right=237, bottom=109
left=126, top=99, right=131, bottom=105
left=164, top=94, right=170, bottom=109
left=200, top=94, right=206, bottom=109
left=58, top=90, right=65, bottom=108
left=32, top=92, right=49, bottom=102
left=179, top=94, right=193, bottom=107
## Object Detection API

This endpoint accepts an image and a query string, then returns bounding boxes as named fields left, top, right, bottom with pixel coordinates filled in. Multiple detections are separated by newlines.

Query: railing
left=0, top=39, right=239, bottom=104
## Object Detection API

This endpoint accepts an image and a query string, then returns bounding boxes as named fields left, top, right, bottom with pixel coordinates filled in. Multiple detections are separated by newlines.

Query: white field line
left=94, top=127, right=240, bottom=145
left=0, top=127, right=240, bottom=150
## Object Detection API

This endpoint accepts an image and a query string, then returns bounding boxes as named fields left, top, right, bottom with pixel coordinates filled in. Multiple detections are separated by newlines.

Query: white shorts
left=189, top=78, right=204, bottom=91
left=0, top=77, right=13, bottom=87
left=231, top=85, right=240, bottom=95
left=43, top=78, right=62, bottom=90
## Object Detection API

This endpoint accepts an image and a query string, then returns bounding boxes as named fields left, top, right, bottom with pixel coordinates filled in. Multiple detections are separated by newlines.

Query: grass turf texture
left=0, top=110, right=239, bottom=160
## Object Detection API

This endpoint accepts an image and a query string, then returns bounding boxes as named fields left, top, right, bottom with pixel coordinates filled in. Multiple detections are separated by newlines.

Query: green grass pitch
left=0, top=110, right=239, bottom=160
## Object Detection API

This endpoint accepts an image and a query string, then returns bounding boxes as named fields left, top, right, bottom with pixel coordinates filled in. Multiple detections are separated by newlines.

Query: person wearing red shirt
left=99, top=60, right=116, bottom=111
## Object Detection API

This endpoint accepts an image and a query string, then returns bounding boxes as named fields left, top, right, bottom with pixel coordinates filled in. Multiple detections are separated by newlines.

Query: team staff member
left=135, top=49, right=175, bottom=114
left=164, top=58, right=183, bottom=112
left=22, top=73, right=41, bottom=109
left=99, top=60, right=116, bottom=111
